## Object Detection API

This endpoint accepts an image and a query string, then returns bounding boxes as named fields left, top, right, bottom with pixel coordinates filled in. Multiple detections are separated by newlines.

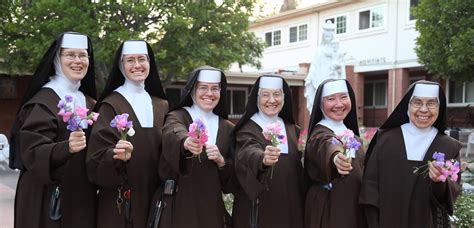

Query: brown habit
left=304, top=124, right=365, bottom=228
left=233, top=120, right=304, bottom=228
left=359, top=127, right=462, bottom=228
left=156, top=108, right=234, bottom=228
left=87, top=92, right=168, bottom=228
left=15, top=88, right=97, bottom=228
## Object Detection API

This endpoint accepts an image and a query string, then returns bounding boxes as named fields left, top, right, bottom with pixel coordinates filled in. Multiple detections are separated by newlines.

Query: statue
left=304, top=21, right=346, bottom=113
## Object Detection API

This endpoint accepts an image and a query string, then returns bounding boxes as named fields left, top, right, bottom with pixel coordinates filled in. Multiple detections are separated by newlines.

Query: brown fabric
left=86, top=92, right=168, bottom=228
left=233, top=120, right=304, bottom=228
left=14, top=88, right=97, bottom=228
left=156, top=108, right=235, bottom=228
left=359, top=127, right=462, bottom=228
left=304, top=124, right=365, bottom=228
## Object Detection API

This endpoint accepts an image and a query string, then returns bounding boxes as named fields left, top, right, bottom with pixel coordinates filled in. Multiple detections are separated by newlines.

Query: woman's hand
left=262, top=145, right=281, bottom=166
left=429, top=162, right=445, bottom=182
left=69, top=130, right=86, bottom=153
left=333, top=153, right=352, bottom=175
left=113, top=140, right=134, bottom=161
left=205, top=144, right=225, bottom=168
left=184, top=137, right=203, bottom=155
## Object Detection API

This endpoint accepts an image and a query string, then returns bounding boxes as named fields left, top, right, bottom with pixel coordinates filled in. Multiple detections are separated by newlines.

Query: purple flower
left=66, top=116, right=81, bottom=131
left=432, top=152, right=445, bottom=166
left=347, top=138, right=361, bottom=150
left=57, top=100, right=66, bottom=109
left=65, top=95, right=73, bottom=102
left=331, top=137, right=339, bottom=145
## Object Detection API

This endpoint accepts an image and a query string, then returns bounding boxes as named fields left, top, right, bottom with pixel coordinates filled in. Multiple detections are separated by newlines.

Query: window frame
left=357, top=5, right=385, bottom=31
left=227, top=87, right=249, bottom=118
left=446, top=80, right=474, bottom=107
left=324, top=14, right=348, bottom=35
left=288, top=23, right=308, bottom=43
left=407, top=0, right=419, bottom=22
left=264, top=29, right=282, bottom=47
left=364, top=80, right=387, bottom=108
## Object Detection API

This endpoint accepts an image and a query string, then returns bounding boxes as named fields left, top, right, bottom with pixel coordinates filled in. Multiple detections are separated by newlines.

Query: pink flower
left=262, top=121, right=286, bottom=179
left=75, top=106, right=89, bottom=119
left=58, top=110, right=73, bottom=122
left=110, top=113, right=134, bottom=141
left=92, top=112, right=100, bottom=121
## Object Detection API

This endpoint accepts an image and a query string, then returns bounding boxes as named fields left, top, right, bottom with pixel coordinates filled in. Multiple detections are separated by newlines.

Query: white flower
left=127, top=127, right=135, bottom=137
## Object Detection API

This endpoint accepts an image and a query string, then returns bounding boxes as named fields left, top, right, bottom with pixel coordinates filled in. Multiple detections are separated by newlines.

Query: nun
left=86, top=40, right=168, bottom=228
left=232, top=75, right=304, bottom=228
left=10, top=32, right=97, bottom=228
left=153, top=66, right=234, bottom=228
left=304, top=79, right=365, bottom=228
left=359, top=80, right=462, bottom=227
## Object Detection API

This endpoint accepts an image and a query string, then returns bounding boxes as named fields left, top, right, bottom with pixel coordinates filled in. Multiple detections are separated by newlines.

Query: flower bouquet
left=57, top=95, right=99, bottom=131
left=413, top=152, right=460, bottom=182
left=188, top=118, right=208, bottom=162
left=331, top=129, right=361, bottom=163
left=262, top=122, right=286, bottom=179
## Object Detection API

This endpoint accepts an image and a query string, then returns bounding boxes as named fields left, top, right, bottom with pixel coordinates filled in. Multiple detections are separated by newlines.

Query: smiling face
left=60, top=48, right=89, bottom=82
left=321, top=92, right=351, bottom=122
left=122, top=54, right=150, bottom=83
left=194, top=82, right=221, bottom=112
left=258, top=88, right=284, bottom=117
left=408, top=96, right=439, bottom=129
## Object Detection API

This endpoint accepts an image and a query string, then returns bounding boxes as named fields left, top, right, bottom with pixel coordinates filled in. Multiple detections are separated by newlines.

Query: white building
left=230, top=0, right=474, bottom=128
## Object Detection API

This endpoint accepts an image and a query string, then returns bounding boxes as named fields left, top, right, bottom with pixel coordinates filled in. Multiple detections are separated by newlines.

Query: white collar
left=115, top=79, right=153, bottom=128
left=317, top=113, right=347, bottom=135
left=401, top=121, right=438, bottom=161
left=250, top=112, right=289, bottom=154
left=184, top=104, right=219, bottom=145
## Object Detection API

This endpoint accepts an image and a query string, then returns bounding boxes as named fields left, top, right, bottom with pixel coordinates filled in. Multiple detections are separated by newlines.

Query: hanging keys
left=116, top=186, right=123, bottom=215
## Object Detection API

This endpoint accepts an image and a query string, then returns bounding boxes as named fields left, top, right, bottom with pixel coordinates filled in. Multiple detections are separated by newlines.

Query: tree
left=414, top=0, right=474, bottom=82
left=0, top=0, right=264, bottom=87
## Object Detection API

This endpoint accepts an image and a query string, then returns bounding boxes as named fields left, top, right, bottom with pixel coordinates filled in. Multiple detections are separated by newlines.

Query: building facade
left=230, top=0, right=474, bottom=128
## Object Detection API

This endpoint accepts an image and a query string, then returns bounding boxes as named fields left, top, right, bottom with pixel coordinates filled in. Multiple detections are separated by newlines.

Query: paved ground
left=0, top=162, right=18, bottom=228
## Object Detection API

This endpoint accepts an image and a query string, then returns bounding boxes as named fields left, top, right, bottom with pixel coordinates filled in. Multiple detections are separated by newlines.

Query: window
left=448, top=81, right=474, bottom=104
left=289, top=24, right=308, bottom=43
left=325, top=16, right=347, bottom=34
left=264, top=30, right=281, bottom=47
left=364, top=81, right=387, bottom=107
left=409, top=0, right=419, bottom=21
left=226, top=88, right=248, bottom=118
left=165, top=87, right=182, bottom=109
left=359, top=6, right=384, bottom=30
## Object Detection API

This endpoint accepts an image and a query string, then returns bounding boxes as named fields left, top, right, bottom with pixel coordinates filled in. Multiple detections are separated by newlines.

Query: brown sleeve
left=161, top=110, right=194, bottom=176
left=20, top=104, right=72, bottom=184
left=86, top=102, right=125, bottom=188
left=234, top=123, right=269, bottom=200
left=305, top=128, right=341, bottom=183
left=363, top=205, right=379, bottom=228
left=431, top=140, right=462, bottom=214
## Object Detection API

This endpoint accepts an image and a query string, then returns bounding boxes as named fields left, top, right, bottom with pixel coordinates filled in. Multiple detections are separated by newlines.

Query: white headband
left=197, top=70, right=221, bottom=83
left=259, top=77, right=283, bottom=89
left=322, top=80, right=348, bottom=97
left=61, top=34, right=88, bottom=49
left=122, top=41, right=148, bottom=55
left=412, top=83, right=439, bottom=98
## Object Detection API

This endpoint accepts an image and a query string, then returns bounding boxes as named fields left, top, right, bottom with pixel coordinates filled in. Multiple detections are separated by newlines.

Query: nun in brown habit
left=360, top=80, right=462, bottom=228
left=304, top=79, right=365, bottom=228
left=10, top=32, right=98, bottom=228
left=151, top=66, right=235, bottom=228
left=86, top=40, right=168, bottom=228
left=232, top=75, right=304, bottom=228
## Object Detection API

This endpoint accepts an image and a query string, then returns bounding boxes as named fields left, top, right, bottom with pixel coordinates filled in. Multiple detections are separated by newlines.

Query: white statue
left=304, top=21, right=346, bottom=113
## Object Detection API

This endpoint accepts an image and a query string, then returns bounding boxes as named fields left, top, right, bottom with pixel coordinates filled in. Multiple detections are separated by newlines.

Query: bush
left=451, top=191, right=474, bottom=227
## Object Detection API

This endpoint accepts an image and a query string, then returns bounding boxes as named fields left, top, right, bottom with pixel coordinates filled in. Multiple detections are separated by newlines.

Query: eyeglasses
left=260, top=91, right=283, bottom=100
left=410, top=100, right=439, bottom=109
left=123, top=57, right=149, bottom=66
left=196, top=85, right=221, bottom=94
left=61, top=53, right=89, bottom=61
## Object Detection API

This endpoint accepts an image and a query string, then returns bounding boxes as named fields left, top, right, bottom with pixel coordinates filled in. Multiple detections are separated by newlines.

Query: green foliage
left=0, top=0, right=264, bottom=88
left=452, top=191, right=474, bottom=228
left=413, top=0, right=474, bottom=82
